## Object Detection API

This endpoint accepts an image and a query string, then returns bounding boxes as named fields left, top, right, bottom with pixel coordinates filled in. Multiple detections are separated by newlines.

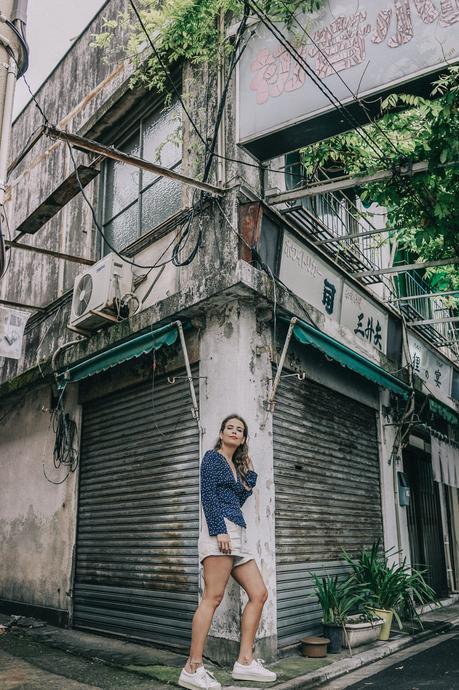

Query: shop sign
left=408, top=333, right=453, bottom=400
left=279, top=230, right=343, bottom=318
left=238, top=0, right=459, bottom=157
left=279, top=230, right=388, bottom=354
left=0, top=307, right=29, bottom=360
left=341, top=283, right=388, bottom=356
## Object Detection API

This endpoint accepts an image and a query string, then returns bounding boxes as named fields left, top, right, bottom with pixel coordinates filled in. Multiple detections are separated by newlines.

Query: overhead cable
left=247, top=0, right=391, bottom=165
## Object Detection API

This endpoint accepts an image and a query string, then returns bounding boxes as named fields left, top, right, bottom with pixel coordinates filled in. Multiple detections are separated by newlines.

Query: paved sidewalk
left=1, top=598, right=458, bottom=690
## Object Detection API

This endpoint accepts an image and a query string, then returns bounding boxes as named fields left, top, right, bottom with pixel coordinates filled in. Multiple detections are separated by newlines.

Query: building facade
left=1, top=0, right=459, bottom=663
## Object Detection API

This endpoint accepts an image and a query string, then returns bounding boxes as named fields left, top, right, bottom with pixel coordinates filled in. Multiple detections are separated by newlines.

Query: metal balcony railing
left=395, top=272, right=459, bottom=354
left=282, top=189, right=394, bottom=294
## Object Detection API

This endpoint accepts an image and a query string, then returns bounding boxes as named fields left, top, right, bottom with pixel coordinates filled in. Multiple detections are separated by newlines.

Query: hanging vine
left=92, top=0, right=325, bottom=95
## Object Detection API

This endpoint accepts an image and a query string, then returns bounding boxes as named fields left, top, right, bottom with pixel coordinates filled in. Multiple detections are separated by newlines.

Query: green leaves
left=341, top=542, right=440, bottom=629
left=300, top=67, right=459, bottom=292
left=311, top=573, right=367, bottom=625
left=93, top=1, right=327, bottom=98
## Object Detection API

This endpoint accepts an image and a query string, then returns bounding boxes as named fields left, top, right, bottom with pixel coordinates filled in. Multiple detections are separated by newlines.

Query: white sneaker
left=178, top=665, right=222, bottom=690
left=232, top=658, right=277, bottom=682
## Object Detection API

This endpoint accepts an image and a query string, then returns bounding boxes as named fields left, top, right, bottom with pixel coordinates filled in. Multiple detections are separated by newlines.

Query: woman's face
left=220, top=417, right=246, bottom=448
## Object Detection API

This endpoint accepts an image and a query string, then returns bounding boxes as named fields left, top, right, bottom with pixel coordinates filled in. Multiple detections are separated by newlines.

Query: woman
left=179, top=415, right=276, bottom=690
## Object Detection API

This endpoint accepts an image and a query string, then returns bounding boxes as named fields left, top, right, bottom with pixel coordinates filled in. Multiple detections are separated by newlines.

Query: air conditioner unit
left=69, top=253, right=133, bottom=332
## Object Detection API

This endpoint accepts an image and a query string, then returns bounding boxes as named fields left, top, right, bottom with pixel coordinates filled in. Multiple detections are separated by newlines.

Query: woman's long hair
left=214, top=414, right=251, bottom=480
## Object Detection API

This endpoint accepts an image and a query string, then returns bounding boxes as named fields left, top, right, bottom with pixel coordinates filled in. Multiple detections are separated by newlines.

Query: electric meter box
left=398, top=472, right=411, bottom=507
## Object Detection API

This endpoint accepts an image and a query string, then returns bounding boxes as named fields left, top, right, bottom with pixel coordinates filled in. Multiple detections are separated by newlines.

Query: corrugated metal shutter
left=73, top=365, right=199, bottom=649
left=273, top=372, right=383, bottom=646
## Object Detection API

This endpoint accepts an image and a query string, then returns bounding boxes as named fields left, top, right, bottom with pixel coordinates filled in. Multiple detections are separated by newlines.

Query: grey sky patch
left=13, top=0, right=108, bottom=119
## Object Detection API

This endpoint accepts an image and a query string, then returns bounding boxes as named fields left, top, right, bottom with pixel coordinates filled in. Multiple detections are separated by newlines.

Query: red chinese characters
left=308, top=12, right=371, bottom=78
left=250, top=45, right=307, bottom=105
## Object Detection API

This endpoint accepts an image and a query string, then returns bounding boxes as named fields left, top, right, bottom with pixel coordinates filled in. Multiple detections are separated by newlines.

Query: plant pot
left=342, top=615, right=384, bottom=649
left=369, top=608, right=394, bottom=640
left=300, top=636, right=330, bottom=658
left=323, top=623, right=343, bottom=653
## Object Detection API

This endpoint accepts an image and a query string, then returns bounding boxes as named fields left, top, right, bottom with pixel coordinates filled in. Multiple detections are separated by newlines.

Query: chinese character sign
left=341, top=284, right=388, bottom=355
left=408, top=334, right=453, bottom=400
left=279, top=230, right=343, bottom=318
left=239, top=0, right=459, bottom=151
left=0, top=307, right=30, bottom=360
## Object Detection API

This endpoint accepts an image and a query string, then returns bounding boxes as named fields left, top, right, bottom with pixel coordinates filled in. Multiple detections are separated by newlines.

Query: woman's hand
left=217, top=533, right=232, bottom=554
left=246, top=457, right=254, bottom=472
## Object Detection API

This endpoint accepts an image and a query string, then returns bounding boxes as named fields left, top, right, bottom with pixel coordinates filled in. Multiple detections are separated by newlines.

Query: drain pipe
left=266, top=316, right=297, bottom=413
left=0, top=54, right=16, bottom=206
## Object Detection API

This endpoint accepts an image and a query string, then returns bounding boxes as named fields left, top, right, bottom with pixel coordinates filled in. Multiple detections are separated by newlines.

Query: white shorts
left=198, top=517, right=255, bottom=569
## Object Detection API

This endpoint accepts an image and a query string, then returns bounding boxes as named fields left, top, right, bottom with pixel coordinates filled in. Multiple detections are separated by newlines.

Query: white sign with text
left=280, top=230, right=388, bottom=356
left=408, top=333, right=452, bottom=400
left=0, top=307, right=29, bottom=360
left=239, top=0, right=459, bottom=152
left=280, top=230, right=343, bottom=319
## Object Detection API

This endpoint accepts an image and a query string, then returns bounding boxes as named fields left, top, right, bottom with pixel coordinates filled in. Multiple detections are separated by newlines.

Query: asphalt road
left=320, top=630, right=459, bottom=690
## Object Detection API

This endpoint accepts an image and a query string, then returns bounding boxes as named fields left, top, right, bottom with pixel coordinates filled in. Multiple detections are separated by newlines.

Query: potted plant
left=343, top=542, right=440, bottom=640
left=312, top=574, right=366, bottom=653
left=343, top=611, right=384, bottom=648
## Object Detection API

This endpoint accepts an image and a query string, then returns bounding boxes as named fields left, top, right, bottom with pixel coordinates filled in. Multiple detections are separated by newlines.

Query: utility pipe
left=0, top=54, right=16, bottom=205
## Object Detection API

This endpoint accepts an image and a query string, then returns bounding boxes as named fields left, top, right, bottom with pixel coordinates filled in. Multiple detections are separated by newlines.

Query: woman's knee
left=203, top=590, right=225, bottom=608
left=250, top=587, right=268, bottom=606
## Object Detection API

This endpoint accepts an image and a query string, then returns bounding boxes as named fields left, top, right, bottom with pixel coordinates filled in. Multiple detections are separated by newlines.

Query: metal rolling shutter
left=73, top=365, right=199, bottom=649
left=273, top=373, right=383, bottom=646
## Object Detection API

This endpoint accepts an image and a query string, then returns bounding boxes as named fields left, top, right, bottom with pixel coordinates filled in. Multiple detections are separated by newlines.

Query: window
left=101, top=101, right=182, bottom=253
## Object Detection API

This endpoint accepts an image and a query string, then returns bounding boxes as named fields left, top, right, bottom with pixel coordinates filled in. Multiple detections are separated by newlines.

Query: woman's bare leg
left=185, top=555, right=233, bottom=673
left=231, top=560, right=268, bottom=664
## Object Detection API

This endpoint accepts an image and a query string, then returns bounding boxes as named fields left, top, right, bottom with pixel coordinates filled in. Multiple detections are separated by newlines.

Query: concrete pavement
left=318, top=631, right=459, bottom=689
left=0, top=599, right=458, bottom=689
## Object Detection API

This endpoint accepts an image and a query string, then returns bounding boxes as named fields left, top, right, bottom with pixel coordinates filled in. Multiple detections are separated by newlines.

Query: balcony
left=394, top=272, right=459, bottom=353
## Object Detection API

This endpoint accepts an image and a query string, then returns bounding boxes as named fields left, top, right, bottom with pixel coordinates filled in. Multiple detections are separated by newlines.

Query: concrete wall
left=377, top=391, right=411, bottom=566
left=0, top=383, right=80, bottom=617
left=199, top=300, right=277, bottom=662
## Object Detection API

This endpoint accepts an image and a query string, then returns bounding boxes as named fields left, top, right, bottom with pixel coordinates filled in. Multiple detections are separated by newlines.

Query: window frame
left=98, top=96, right=182, bottom=257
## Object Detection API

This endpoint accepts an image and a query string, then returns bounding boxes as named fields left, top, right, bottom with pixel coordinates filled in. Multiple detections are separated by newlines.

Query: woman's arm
left=201, top=452, right=228, bottom=537
left=239, top=467, right=258, bottom=506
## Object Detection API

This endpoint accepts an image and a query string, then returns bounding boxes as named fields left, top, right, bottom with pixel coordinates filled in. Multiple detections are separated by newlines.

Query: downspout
left=0, top=54, right=16, bottom=206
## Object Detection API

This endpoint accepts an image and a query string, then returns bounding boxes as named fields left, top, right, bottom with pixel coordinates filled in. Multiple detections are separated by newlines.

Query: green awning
left=57, top=322, right=179, bottom=388
left=429, top=398, right=459, bottom=425
left=291, top=319, right=410, bottom=399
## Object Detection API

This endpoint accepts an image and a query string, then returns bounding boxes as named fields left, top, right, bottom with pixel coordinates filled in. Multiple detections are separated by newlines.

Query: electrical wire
left=66, top=139, right=198, bottom=271
left=171, top=7, right=251, bottom=267
left=42, top=385, right=79, bottom=485
left=247, top=1, right=393, bottom=165
left=4, top=18, right=29, bottom=76
left=271, top=1, right=440, bottom=228
left=128, top=0, right=206, bottom=147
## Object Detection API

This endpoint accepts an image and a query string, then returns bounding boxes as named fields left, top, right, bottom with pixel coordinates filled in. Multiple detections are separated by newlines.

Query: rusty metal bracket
left=265, top=316, right=297, bottom=413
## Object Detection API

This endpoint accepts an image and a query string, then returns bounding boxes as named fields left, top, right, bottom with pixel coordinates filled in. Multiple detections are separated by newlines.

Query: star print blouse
left=200, top=449, right=258, bottom=536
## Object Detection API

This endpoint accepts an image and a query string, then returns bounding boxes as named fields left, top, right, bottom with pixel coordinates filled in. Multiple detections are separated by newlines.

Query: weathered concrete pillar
left=198, top=299, right=277, bottom=663
left=377, top=392, right=411, bottom=566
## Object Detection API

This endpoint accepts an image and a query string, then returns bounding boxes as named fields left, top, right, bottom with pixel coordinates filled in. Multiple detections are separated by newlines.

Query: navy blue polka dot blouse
left=201, top=449, right=258, bottom=536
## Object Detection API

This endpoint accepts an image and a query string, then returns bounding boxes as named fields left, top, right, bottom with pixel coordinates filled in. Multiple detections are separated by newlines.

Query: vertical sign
left=341, top=283, right=388, bottom=355
left=408, top=333, right=452, bottom=400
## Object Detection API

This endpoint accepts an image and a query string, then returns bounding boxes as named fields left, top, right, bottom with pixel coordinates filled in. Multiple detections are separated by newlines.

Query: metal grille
left=404, top=447, right=448, bottom=596
left=73, top=365, right=200, bottom=649
left=273, top=373, right=383, bottom=646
